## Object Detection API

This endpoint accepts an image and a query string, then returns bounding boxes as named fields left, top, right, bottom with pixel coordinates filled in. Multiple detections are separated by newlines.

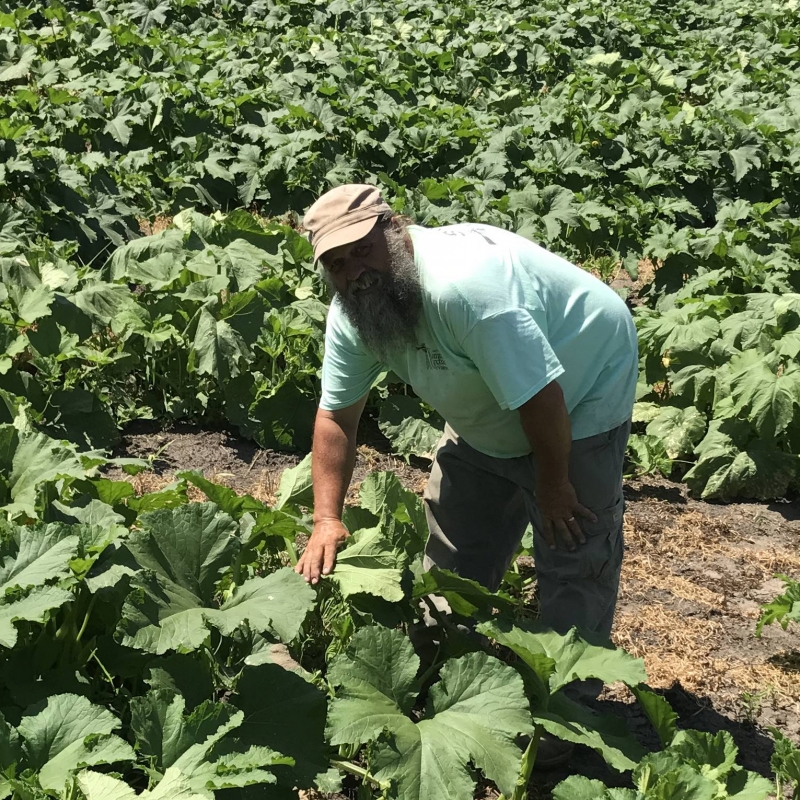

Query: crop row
left=1, top=426, right=796, bottom=799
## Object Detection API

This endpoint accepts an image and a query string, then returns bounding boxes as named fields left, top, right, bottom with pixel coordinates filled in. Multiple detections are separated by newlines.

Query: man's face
left=319, top=218, right=421, bottom=360
left=320, top=218, right=393, bottom=298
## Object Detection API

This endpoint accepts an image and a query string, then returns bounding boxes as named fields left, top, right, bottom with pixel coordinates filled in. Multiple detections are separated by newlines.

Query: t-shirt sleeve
left=320, top=306, right=383, bottom=411
left=461, top=309, right=565, bottom=410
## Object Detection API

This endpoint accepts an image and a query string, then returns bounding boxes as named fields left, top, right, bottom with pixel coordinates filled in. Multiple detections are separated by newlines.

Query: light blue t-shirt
left=320, top=223, right=638, bottom=458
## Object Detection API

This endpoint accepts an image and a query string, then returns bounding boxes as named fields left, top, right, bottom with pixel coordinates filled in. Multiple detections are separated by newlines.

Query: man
left=296, top=182, right=637, bottom=655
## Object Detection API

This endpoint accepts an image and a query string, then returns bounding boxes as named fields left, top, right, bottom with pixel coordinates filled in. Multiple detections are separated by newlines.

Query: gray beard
left=328, top=228, right=422, bottom=362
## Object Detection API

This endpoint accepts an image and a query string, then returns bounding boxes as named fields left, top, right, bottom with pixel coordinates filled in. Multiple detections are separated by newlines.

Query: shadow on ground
left=623, top=482, right=687, bottom=506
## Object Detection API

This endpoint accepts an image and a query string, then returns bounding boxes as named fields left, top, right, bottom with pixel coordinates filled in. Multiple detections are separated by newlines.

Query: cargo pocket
left=576, top=495, right=624, bottom=584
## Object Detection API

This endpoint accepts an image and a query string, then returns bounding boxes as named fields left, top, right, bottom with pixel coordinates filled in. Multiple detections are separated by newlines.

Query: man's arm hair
left=517, top=380, right=571, bottom=487
left=311, top=396, right=368, bottom=523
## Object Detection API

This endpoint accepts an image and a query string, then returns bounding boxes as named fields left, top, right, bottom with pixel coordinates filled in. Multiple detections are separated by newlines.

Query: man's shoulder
left=413, top=224, right=528, bottom=311
left=411, top=222, right=514, bottom=246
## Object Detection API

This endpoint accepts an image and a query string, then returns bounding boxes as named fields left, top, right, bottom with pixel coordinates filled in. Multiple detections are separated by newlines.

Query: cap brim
left=313, top=215, right=379, bottom=264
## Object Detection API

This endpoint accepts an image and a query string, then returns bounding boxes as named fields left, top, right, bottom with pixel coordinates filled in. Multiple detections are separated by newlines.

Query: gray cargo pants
left=423, top=419, right=631, bottom=639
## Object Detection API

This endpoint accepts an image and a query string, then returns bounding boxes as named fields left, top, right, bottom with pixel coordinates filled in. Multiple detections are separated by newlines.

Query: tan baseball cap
left=303, top=184, right=393, bottom=264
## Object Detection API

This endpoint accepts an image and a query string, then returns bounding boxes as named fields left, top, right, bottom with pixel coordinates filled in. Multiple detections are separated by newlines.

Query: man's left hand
left=536, top=479, right=597, bottom=552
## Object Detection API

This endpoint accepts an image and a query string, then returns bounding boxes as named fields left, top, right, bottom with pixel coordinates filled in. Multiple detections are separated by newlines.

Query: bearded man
left=296, top=183, right=637, bottom=650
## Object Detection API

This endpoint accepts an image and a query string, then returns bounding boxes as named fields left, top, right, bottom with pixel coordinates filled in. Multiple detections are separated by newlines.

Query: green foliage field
left=1, top=0, right=800, bottom=795
left=0, top=445, right=779, bottom=800
left=2, top=0, right=800, bottom=498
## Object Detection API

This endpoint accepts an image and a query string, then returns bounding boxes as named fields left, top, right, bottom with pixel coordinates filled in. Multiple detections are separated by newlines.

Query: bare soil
left=109, top=415, right=800, bottom=798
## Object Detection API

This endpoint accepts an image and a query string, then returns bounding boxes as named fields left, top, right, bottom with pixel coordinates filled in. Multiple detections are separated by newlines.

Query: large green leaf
left=477, top=619, right=647, bottom=693
left=207, top=568, right=315, bottom=642
left=536, top=692, right=646, bottom=772
left=729, top=146, right=761, bottom=183
left=664, top=316, right=720, bottom=354
left=632, top=686, right=678, bottom=748
left=646, top=406, right=707, bottom=459
left=413, top=568, right=515, bottom=618
left=730, top=361, right=800, bottom=436
left=17, top=694, right=134, bottom=791
left=15, top=285, right=53, bottom=324
left=0, top=45, right=36, bottom=81
left=670, top=364, right=717, bottom=407
left=120, top=566, right=313, bottom=654
left=250, top=383, right=316, bottom=451
left=123, top=253, right=184, bottom=289
left=553, top=776, right=634, bottom=799
left=182, top=746, right=293, bottom=795
left=378, top=395, right=444, bottom=460
left=358, top=471, right=428, bottom=555
left=71, top=283, right=135, bottom=326
left=274, top=454, right=314, bottom=510
left=221, top=240, right=274, bottom=291
left=233, top=662, right=328, bottom=789
left=328, top=527, right=405, bottom=601
left=553, top=728, right=771, bottom=799
left=638, top=760, right=718, bottom=800
left=144, top=653, right=215, bottom=711
left=129, top=689, right=293, bottom=795
left=724, top=769, right=774, bottom=800
left=190, top=306, right=251, bottom=381
left=327, top=626, right=533, bottom=800
left=108, top=229, right=186, bottom=281
left=670, top=730, right=737, bottom=782
left=685, top=437, right=798, bottom=501
left=631, top=731, right=770, bottom=799
left=128, top=503, right=240, bottom=600
left=118, top=571, right=210, bottom=654
left=118, top=504, right=313, bottom=652
left=1, top=428, right=90, bottom=518
left=0, top=585, right=73, bottom=648
left=359, top=471, right=411, bottom=519
left=0, top=525, right=80, bottom=593
left=78, top=768, right=207, bottom=800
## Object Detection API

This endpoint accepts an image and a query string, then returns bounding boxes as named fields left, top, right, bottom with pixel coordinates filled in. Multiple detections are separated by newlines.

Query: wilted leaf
left=646, top=406, right=707, bottom=459
left=275, top=454, right=313, bottom=510
left=190, top=306, right=251, bottom=381
left=328, top=528, right=405, bottom=601
left=378, top=395, right=444, bottom=460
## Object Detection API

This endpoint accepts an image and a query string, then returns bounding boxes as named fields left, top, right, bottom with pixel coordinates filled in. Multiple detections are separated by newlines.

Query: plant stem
left=76, top=592, right=98, bottom=643
left=284, top=538, right=298, bottom=567
left=416, top=644, right=444, bottom=688
left=330, top=758, right=385, bottom=789
left=232, top=548, right=244, bottom=586
left=497, top=724, right=544, bottom=800
left=90, top=649, right=116, bottom=688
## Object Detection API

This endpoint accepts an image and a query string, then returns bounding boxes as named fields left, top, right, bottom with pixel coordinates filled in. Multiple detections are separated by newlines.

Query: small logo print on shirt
left=417, top=344, right=448, bottom=371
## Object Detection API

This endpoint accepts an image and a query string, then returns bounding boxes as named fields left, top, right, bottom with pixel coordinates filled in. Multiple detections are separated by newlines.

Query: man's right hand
left=295, top=519, right=350, bottom=585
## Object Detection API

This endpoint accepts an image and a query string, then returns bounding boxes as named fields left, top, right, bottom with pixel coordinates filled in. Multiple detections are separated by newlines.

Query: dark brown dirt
left=109, top=416, right=800, bottom=798
left=109, top=417, right=427, bottom=505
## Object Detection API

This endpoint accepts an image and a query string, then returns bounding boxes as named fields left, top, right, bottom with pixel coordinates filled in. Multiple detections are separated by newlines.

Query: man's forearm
left=311, top=410, right=358, bottom=522
left=518, top=380, right=593, bottom=550
left=519, top=380, right=571, bottom=485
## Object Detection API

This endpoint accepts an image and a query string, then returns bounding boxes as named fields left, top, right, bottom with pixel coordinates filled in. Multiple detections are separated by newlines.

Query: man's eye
left=354, top=245, right=372, bottom=257
left=329, top=260, right=343, bottom=274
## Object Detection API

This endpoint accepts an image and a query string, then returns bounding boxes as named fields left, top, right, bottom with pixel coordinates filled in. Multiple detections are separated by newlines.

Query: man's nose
left=344, top=261, right=365, bottom=283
